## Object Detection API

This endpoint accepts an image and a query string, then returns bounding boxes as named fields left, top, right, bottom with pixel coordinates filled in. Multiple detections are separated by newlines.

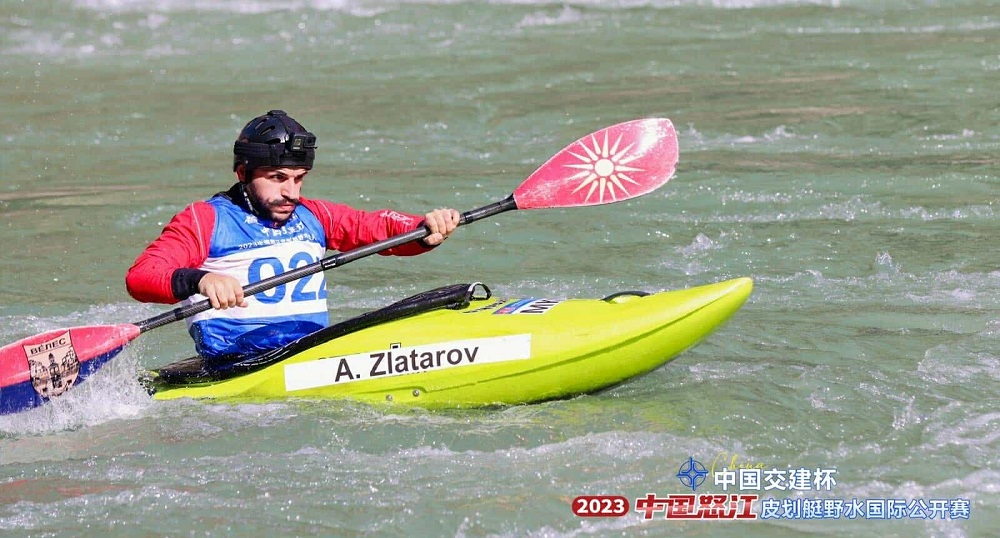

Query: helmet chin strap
left=237, top=173, right=266, bottom=219
left=239, top=184, right=261, bottom=218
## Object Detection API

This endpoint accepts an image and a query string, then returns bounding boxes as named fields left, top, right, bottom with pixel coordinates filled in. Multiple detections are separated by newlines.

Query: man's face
left=239, top=165, right=309, bottom=224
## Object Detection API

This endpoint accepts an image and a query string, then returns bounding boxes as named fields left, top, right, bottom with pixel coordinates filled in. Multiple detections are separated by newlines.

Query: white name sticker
left=284, top=334, right=532, bottom=392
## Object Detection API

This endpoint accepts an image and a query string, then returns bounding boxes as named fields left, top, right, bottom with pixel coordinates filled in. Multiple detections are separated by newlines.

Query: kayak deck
left=152, top=282, right=490, bottom=384
left=149, top=278, right=753, bottom=408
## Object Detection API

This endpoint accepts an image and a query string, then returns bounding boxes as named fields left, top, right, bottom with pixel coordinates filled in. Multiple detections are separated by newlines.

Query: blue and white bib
left=184, top=198, right=329, bottom=360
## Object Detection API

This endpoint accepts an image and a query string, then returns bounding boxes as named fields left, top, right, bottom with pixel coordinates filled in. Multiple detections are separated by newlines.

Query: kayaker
left=125, top=110, right=460, bottom=364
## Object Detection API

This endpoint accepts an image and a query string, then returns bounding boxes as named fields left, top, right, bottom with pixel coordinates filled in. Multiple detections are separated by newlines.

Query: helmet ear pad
left=235, top=163, right=249, bottom=183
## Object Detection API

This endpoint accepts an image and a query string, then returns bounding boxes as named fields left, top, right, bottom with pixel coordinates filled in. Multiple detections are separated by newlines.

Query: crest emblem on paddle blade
left=23, top=331, right=81, bottom=399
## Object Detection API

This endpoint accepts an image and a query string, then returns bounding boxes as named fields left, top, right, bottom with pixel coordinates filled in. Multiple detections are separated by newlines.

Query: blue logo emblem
left=677, top=456, right=709, bottom=492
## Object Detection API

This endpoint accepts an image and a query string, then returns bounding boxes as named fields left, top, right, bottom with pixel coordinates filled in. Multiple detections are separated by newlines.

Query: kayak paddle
left=0, top=117, right=678, bottom=415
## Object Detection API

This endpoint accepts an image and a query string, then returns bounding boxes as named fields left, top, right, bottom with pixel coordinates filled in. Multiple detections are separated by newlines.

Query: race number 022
left=571, top=495, right=630, bottom=517
left=248, top=252, right=327, bottom=304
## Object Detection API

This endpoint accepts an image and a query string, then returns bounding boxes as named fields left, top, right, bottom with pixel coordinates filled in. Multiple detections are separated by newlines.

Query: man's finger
left=424, top=232, right=444, bottom=246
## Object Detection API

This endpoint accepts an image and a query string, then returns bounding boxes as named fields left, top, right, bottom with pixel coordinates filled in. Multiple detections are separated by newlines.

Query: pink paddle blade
left=513, top=118, right=678, bottom=209
left=0, top=324, right=140, bottom=415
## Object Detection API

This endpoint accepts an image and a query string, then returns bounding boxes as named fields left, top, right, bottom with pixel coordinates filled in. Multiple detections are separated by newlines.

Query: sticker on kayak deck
left=463, top=298, right=508, bottom=314
left=23, top=331, right=80, bottom=399
left=493, top=298, right=562, bottom=315
left=283, top=334, right=533, bottom=392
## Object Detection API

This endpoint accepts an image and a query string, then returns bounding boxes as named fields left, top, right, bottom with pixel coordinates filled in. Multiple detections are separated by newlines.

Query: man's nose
left=282, top=181, right=300, bottom=199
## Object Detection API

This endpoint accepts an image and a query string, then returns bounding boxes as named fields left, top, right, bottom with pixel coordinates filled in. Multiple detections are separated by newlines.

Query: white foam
left=0, top=348, right=153, bottom=442
left=73, top=0, right=352, bottom=14
left=677, top=232, right=725, bottom=255
left=658, top=196, right=995, bottom=224
left=63, top=0, right=858, bottom=14
left=516, top=5, right=587, bottom=28
left=788, top=19, right=1000, bottom=36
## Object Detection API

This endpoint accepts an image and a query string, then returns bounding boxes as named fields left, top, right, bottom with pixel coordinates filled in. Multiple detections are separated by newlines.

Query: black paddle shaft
left=136, top=195, right=518, bottom=333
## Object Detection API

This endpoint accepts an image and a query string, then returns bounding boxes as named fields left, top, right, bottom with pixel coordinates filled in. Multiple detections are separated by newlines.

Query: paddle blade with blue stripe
left=0, top=325, right=140, bottom=415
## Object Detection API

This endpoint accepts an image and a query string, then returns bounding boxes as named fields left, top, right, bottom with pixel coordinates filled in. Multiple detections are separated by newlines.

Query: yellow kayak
left=149, top=278, right=752, bottom=408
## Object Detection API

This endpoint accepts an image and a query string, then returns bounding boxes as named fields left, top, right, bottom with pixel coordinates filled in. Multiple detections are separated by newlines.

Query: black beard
left=225, top=183, right=298, bottom=225
left=240, top=183, right=298, bottom=224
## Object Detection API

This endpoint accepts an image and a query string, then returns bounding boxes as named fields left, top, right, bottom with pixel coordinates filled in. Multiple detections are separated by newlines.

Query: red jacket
left=126, top=197, right=431, bottom=304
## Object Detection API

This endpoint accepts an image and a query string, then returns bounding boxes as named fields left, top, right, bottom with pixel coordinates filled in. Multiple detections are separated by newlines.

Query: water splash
left=0, top=349, right=153, bottom=439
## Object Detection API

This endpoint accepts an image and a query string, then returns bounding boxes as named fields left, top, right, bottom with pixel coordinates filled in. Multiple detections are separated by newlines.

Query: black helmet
left=233, top=110, right=317, bottom=180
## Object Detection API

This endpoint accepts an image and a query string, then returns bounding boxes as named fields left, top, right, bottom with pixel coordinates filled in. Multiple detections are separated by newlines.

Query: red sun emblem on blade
left=514, top=118, right=678, bottom=209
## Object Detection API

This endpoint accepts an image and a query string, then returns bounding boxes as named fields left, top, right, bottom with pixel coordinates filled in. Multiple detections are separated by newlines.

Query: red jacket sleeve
left=125, top=202, right=215, bottom=304
left=300, top=198, right=433, bottom=256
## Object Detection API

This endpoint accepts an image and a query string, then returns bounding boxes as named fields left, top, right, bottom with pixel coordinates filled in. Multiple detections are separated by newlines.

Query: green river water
left=0, top=1, right=997, bottom=536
